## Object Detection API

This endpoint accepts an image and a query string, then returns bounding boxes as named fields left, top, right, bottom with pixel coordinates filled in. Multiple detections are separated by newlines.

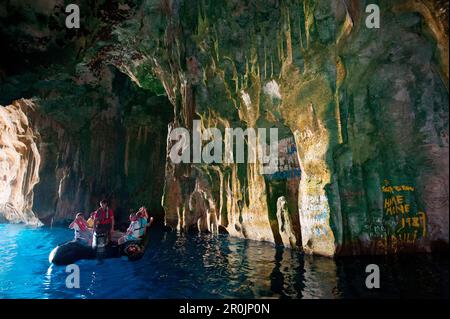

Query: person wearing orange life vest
left=86, top=212, right=95, bottom=229
left=69, top=213, right=92, bottom=246
left=93, top=199, right=115, bottom=240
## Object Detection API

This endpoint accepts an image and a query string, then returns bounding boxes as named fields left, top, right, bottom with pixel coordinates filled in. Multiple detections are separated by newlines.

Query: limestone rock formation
left=276, top=196, right=297, bottom=248
left=0, top=99, right=41, bottom=225
left=113, top=0, right=448, bottom=255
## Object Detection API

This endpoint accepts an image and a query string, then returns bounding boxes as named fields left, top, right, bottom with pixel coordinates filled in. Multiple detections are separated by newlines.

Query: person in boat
left=118, top=212, right=147, bottom=245
left=137, top=206, right=149, bottom=221
left=92, top=199, right=115, bottom=240
left=137, top=208, right=154, bottom=231
left=69, top=213, right=92, bottom=246
left=138, top=210, right=153, bottom=231
left=86, top=212, right=95, bottom=229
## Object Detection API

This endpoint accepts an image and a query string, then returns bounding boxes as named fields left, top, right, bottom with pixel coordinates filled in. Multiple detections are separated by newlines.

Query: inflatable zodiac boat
left=49, top=226, right=151, bottom=265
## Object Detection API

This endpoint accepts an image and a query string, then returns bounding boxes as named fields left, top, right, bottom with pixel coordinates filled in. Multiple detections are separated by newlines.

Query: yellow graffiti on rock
left=396, top=212, right=427, bottom=238
left=384, top=195, right=410, bottom=216
left=382, top=180, right=427, bottom=242
left=382, top=185, right=415, bottom=193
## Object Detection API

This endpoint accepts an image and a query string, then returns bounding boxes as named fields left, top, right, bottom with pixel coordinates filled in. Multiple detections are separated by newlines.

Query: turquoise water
left=0, top=223, right=448, bottom=299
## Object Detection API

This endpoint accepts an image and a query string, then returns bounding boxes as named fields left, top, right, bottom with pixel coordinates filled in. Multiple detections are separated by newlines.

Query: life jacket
left=138, top=208, right=149, bottom=220
left=86, top=217, right=94, bottom=228
left=96, top=207, right=113, bottom=224
left=129, top=218, right=147, bottom=238
left=137, top=218, right=147, bottom=237
left=73, top=220, right=90, bottom=243
left=75, top=219, right=88, bottom=232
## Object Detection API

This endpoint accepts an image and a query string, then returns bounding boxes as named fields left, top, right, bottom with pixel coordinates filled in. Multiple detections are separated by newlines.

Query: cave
left=0, top=0, right=448, bottom=265
left=0, top=59, right=173, bottom=229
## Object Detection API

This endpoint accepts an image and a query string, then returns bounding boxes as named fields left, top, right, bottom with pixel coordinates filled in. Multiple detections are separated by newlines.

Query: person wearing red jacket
left=93, top=199, right=115, bottom=240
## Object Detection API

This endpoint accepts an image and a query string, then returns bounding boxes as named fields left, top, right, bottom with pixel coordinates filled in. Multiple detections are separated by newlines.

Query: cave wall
left=331, top=0, right=449, bottom=254
left=0, top=99, right=41, bottom=225
left=111, top=0, right=448, bottom=255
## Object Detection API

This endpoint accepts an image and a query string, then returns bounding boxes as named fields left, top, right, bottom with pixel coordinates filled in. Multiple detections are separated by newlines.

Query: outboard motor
left=92, top=228, right=109, bottom=258
left=123, top=241, right=144, bottom=261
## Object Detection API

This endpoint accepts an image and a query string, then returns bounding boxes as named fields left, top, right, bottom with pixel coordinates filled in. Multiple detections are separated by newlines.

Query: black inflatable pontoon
left=49, top=227, right=151, bottom=265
